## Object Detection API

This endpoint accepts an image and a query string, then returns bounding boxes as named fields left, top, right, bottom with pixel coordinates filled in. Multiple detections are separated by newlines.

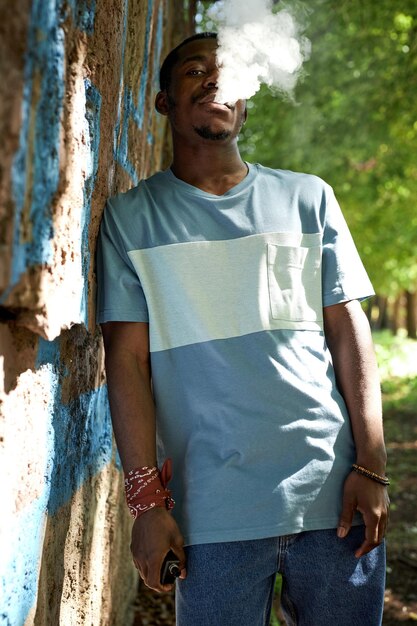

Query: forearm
left=104, top=344, right=156, bottom=472
left=101, top=322, right=186, bottom=591
left=324, top=300, right=387, bottom=474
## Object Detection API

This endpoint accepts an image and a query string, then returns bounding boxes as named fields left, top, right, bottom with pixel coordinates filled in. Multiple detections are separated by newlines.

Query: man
left=97, top=32, right=389, bottom=625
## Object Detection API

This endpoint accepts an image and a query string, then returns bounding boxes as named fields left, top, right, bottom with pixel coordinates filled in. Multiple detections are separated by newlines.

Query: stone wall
left=0, top=1, right=192, bottom=624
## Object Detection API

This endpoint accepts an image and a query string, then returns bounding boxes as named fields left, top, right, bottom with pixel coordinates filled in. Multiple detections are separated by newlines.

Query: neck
left=170, top=139, right=248, bottom=196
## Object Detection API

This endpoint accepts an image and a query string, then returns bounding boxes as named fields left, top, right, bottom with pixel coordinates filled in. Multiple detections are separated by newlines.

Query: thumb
left=337, top=495, right=356, bottom=539
left=171, top=539, right=187, bottom=579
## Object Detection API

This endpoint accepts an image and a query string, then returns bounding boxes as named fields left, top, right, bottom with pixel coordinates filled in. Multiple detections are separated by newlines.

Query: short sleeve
left=322, top=188, right=374, bottom=307
left=96, top=200, right=149, bottom=323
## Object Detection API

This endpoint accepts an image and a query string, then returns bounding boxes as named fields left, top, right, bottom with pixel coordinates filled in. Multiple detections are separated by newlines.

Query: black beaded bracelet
left=352, top=463, right=390, bottom=486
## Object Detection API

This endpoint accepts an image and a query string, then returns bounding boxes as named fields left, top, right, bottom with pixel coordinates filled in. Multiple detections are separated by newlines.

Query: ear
left=155, top=91, right=170, bottom=116
left=243, top=103, right=248, bottom=124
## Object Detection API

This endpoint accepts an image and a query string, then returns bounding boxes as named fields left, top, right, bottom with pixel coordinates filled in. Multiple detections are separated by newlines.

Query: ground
left=133, top=332, right=417, bottom=625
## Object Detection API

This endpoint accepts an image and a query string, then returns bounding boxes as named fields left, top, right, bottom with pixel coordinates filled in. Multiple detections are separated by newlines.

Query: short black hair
left=159, top=32, right=217, bottom=92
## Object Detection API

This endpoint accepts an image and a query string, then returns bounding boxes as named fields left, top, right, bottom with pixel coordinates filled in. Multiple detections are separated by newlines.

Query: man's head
left=156, top=33, right=247, bottom=145
left=159, top=32, right=218, bottom=93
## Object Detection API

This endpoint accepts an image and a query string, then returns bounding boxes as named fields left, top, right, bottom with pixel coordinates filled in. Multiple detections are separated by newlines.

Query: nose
left=202, top=66, right=219, bottom=89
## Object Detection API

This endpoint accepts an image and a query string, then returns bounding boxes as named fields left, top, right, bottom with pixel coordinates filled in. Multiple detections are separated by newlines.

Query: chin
left=194, top=125, right=232, bottom=141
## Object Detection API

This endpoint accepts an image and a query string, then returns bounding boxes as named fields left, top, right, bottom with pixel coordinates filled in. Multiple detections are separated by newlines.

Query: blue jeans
left=175, top=526, right=385, bottom=626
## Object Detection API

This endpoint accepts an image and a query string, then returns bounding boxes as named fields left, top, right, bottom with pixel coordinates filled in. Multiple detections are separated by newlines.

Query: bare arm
left=324, top=300, right=389, bottom=557
left=101, top=321, right=186, bottom=591
left=102, top=321, right=156, bottom=469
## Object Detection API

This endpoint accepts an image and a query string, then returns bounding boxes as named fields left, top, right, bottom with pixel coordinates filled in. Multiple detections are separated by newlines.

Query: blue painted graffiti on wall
left=81, top=80, right=102, bottom=326
left=68, top=0, right=97, bottom=33
left=1, top=0, right=170, bottom=622
left=0, top=2, right=116, bottom=621
left=1, top=336, right=114, bottom=625
left=147, top=3, right=165, bottom=149
left=35, top=339, right=114, bottom=520
left=7, top=0, right=65, bottom=298
left=136, top=0, right=154, bottom=131
left=2, top=0, right=97, bottom=306
left=114, top=0, right=165, bottom=183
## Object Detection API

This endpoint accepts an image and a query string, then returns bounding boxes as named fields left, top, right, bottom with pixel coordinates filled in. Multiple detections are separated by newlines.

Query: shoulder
left=255, top=163, right=330, bottom=192
left=103, top=170, right=171, bottom=238
left=253, top=163, right=334, bottom=210
left=107, top=170, right=167, bottom=212
left=101, top=170, right=174, bottom=249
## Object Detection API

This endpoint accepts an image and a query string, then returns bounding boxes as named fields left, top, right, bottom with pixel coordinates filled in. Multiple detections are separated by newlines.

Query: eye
left=186, top=68, right=205, bottom=76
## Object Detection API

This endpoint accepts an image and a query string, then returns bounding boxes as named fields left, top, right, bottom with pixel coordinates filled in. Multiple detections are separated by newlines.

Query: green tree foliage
left=236, top=1, right=417, bottom=296
left=196, top=1, right=417, bottom=296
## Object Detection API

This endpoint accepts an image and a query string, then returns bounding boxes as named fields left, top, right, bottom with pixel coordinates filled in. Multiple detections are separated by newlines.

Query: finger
left=146, top=578, right=174, bottom=593
left=171, top=541, right=187, bottom=576
left=380, top=493, right=390, bottom=540
left=355, top=510, right=380, bottom=558
left=145, top=563, right=174, bottom=593
left=378, top=509, right=389, bottom=544
left=337, top=498, right=356, bottom=538
left=355, top=537, right=381, bottom=558
left=148, top=548, right=182, bottom=593
left=132, top=557, right=145, bottom=581
left=133, top=550, right=162, bottom=592
left=160, top=545, right=187, bottom=582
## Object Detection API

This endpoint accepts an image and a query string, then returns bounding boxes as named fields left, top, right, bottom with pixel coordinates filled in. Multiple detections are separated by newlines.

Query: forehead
left=176, top=38, right=218, bottom=66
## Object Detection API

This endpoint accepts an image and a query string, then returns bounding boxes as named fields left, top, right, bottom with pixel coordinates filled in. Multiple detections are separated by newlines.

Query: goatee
left=193, top=126, right=232, bottom=141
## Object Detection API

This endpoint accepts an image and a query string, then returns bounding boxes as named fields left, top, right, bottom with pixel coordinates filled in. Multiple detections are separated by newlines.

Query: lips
left=197, top=93, right=231, bottom=108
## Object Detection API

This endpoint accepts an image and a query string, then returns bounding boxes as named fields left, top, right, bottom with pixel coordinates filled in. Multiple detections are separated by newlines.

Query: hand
left=337, top=471, right=390, bottom=558
left=130, top=507, right=187, bottom=592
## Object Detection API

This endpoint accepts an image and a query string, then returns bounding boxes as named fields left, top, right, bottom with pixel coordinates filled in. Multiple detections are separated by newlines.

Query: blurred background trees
left=197, top=0, right=417, bottom=337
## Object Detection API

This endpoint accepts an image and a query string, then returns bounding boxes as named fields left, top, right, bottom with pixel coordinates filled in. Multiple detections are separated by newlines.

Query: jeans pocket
left=267, top=243, right=322, bottom=323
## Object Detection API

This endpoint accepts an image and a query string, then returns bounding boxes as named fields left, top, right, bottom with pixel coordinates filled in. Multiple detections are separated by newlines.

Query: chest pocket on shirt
left=267, top=243, right=323, bottom=323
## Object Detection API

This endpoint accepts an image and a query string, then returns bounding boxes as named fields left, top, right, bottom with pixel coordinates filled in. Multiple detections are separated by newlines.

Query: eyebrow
left=180, top=54, right=209, bottom=66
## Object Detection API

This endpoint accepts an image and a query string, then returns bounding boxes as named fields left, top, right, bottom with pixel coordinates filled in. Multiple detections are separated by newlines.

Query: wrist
left=124, top=459, right=175, bottom=520
left=351, top=463, right=389, bottom=486
left=355, top=448, right=387, bottom=475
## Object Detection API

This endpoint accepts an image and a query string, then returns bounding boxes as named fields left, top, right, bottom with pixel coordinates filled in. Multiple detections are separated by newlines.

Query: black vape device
left=160, top=550, right=181, bottom=584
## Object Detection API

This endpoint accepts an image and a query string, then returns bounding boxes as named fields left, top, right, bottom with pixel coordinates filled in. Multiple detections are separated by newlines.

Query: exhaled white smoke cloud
left=208, top=0, right=311, bottom=104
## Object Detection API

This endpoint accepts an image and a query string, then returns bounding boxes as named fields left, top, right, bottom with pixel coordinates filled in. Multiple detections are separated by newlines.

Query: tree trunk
left=405, top=291, right=417, bottom=339
left=365, top=298, right=373, bottom=325
left=376, top=295, right=389, bottom=330
left=390, top=294, right=402, bottom=335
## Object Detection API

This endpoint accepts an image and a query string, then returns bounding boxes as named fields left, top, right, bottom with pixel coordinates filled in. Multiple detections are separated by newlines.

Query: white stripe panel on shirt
left=128, top=232, right=323, bottom=352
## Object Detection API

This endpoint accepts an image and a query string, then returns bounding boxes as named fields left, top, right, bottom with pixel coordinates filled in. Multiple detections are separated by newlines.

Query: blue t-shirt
left=96, top=163, right=374, bottom=546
